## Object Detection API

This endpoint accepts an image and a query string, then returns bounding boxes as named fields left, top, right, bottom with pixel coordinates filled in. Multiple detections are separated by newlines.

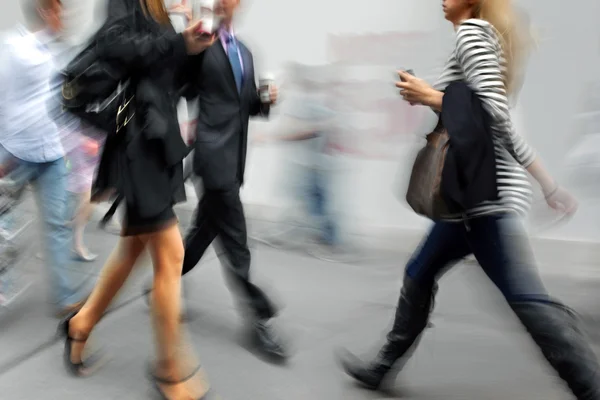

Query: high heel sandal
left=148, top=364, right=213, bottom=400
left=72, top=249, right=99, bottom=262
left=57, top=311, right=104, bottom=377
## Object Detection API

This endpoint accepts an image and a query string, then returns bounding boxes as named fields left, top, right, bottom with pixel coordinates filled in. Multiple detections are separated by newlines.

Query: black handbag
left=61, top=60, right=134, bottom=135
left=60, top=6, right=137, bottom=135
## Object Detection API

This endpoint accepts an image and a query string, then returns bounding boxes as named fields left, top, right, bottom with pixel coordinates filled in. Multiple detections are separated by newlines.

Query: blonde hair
left=474, top=0, right=536, bottom=95
left=139, top=0, right=170, bottom=25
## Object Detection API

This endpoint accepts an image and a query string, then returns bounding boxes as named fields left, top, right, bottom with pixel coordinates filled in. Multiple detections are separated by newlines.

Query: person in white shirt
left=255, top=63, right=342, bottom=258
left=0, top=0, right=91, bottom=316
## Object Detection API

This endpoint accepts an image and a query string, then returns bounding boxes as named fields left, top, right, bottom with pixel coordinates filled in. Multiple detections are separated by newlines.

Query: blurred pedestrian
left=0, top=0, right=94, bottom=317
left=338, top=1, right=600, bottom=399
left=56, top=0, right=216, bottom=398
left=174, top=0, right=288, bottom=362
left=255, top=63, right=344, bottom=260
left=64, top=125, right=104, bottom=261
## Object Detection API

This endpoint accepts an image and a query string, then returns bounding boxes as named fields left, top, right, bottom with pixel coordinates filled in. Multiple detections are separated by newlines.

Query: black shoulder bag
left=60, top=4, right=137, bottom=135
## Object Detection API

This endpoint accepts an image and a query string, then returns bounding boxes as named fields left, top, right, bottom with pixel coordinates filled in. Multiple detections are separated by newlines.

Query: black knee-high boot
left=337, top=275, right=437, bottom=390
left=511, top=301, right=600, bottom=400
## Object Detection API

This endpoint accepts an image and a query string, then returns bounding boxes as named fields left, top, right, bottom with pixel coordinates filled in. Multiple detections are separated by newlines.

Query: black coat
left=441, top=81, right=498, bottom=213
left=181, top=37, right=269, bottom=190
left=92, top=0, right=189, bottom=219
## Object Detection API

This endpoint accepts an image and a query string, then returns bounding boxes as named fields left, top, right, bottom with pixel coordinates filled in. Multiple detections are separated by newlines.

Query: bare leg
left=72, top=190, right=96, bottom=258
left=146, top=223, right=208, bottom=399
left=68, top=235, right=146, bottom=362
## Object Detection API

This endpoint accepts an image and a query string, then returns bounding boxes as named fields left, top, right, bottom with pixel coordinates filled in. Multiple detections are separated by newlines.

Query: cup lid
left=260, top=73, right=275, bottom=80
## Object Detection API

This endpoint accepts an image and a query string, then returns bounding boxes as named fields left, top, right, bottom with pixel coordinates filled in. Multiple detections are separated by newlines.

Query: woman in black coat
left=57, top=0, right=215, bottom=398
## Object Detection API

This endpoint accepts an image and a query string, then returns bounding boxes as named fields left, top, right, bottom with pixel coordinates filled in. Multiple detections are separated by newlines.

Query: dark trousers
left=400, top=215, right=600, bottom=398
left=406, top=215, right=548, bottom=303
left=182, top=183, right=276, bottom=320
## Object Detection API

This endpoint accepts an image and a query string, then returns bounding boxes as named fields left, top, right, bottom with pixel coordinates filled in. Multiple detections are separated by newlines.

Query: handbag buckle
left=116, top=96, right=135, bottom=133
left=62, top=80, right=78, bottom=100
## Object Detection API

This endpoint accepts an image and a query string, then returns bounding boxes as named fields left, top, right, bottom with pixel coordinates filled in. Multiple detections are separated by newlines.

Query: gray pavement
left=1, top=192, right=600, bottom=399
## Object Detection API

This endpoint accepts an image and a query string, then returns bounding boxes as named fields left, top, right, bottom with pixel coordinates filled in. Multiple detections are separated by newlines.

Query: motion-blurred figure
left=0, top=0, right=93, bottom=316
left=57, top=0, right=215, bottom=398
left=46, top=23, right=105, bottom=263
left=338, top=1, right=600, bottom=398
left=255, top=63, right=347, bottom=261
left=175, top=0, right=288, bottom=362
left=63, top=125, right=104, bottom=261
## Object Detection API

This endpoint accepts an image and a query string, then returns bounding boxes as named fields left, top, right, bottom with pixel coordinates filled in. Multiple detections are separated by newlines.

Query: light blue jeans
left=0, top=146, right=87, bottom=308
left=289, top=163, right=338, bottom=246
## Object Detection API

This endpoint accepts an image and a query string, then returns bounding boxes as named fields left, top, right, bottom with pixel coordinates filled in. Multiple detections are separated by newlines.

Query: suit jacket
left=92, top=0, right=189, bottom=218
left=440, top=81, right=498, bottom=213
left=182, top=39, right=269, bottom=190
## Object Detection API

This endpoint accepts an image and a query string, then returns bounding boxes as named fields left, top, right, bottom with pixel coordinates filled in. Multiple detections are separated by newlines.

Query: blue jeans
left=305, top=167, right=337, bottom=246
left=406, top=215, right=549, bottom=303
left=0, top=147, right=86, bottom=307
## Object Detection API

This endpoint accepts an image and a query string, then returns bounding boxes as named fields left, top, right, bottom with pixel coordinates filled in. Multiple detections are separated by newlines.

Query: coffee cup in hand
left=259, top=73, right=274, bottom=103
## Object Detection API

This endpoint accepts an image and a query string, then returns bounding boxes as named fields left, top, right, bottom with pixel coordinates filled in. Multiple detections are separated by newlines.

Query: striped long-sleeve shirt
left=434, top=18, right=536, bottom=218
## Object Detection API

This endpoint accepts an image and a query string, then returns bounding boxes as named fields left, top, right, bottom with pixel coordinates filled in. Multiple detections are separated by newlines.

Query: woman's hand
left=545, top=186, right=579, bottom=216
left=183, top=21, right=217, bottom=55
left=526, top=158, right=578, bottom=216
left=395, top=71, right=443, bottom=110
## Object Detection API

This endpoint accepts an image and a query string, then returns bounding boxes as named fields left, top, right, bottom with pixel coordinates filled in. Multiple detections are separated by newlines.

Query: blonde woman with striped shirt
left=337, top=1, right=600, bottom=398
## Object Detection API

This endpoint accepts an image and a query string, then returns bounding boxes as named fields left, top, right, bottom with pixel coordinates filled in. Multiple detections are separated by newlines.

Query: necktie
left=225, top=34, right=243, bottom=93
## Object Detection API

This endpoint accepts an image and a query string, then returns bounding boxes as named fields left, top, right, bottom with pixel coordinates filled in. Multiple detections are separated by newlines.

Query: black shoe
left=337, top=348, right=392, bottom=390
left=251, top=319, right=288, bottom=361
left=57, top=311, right=104, bottom=377
left=338, top=275, right=436, bottom=391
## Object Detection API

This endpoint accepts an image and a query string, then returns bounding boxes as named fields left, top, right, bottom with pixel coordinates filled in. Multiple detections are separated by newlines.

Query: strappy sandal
left=148, top=364, right=212, bottom=400
left=57, top=311, right=104, bottom=377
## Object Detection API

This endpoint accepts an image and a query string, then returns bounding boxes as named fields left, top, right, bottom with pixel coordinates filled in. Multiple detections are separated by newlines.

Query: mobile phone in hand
left=397, top=69, right=414, bottom=81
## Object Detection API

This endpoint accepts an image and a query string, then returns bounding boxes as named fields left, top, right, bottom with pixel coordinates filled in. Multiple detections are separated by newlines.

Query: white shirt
left=280, top=91, right=335, bottom=168
left=0, top=26, right=64, bottom=163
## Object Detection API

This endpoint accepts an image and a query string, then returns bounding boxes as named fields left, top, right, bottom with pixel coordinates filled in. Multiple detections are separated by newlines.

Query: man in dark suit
left=180, top=0, right=287, bottom=361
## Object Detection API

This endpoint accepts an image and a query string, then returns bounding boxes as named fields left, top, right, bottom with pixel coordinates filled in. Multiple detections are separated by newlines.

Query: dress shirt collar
left=219, top=25, right=235, bottom=42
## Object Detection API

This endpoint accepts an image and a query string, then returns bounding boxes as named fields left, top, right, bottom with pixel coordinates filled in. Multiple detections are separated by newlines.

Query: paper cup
left=259, top=73, right=274, bottom=103
left=192, top=0, right=219, bottom=35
